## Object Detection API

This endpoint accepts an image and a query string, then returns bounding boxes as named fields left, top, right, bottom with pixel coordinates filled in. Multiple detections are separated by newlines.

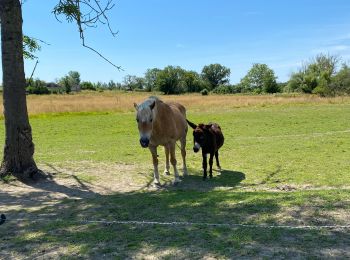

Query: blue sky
left=14, top=0, right=350, bottom=84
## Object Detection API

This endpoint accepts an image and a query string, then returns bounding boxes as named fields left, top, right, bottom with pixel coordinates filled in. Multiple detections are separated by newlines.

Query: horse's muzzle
left=193, top=142, right=200, bottom=153
left=140, top=137, right=149, bottom=148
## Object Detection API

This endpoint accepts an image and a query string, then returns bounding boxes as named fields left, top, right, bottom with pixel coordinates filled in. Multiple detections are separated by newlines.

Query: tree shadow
left=1, top=167, right=350, bottom=259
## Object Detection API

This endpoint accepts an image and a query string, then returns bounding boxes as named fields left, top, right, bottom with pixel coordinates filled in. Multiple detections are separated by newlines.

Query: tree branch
left=53, top=0, right=122, bottom=70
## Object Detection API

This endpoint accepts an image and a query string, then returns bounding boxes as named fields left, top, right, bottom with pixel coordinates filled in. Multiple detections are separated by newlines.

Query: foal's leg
left=202, top=151, right=207, bottom=180
left=169, top=142, right=180, bottom=184
left=215, top=151, right=221, bottom=170
left=180, top=137, right=188, bottom=176
left=163, top=144, right=170, bottom=175
left=149, top=145, right=160, bottom=185
left=209, top=153, right=214, bottom=178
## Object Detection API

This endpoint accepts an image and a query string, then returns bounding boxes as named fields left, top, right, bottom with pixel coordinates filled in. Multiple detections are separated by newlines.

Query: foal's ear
left=133, top=103, right=139, bottom=110
left=149, top=100, right=156, bottom=110
left=186, top=119, right=197, bottom=129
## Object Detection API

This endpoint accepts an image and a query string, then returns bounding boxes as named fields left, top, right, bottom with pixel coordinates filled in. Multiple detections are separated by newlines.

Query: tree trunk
left=0, top=0, right=37, bottom=178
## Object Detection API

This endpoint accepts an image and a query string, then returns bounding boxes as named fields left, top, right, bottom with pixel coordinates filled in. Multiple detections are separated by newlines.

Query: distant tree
left=144, top=68, right=161, bottom=91
left=122, top=75, right=144, bottom=90
left=239, top=63, right=278, bottom=93
left=59, top=76, right=71, bottom=94
left=201, top=63, right=231, bottom=90
left=108, top=80, right=117, bottom=90
left=286, top=54, right=340, bottom=95
left=155, top=66, right=186, bottom=94
left=182, top=71, right=204, bottom=92
left=59, top=71, right=81, bottom=93
left=80, top=81, right=96, bottom=91
left=330, top=64, right=350, bottom=95
left=68, top=71, right=81, bottom=86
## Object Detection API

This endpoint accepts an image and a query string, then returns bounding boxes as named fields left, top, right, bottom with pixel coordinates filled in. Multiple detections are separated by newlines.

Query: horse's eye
left=150, top=118, right=153, bottom=122
left=136, top=118, right=139, bottom=122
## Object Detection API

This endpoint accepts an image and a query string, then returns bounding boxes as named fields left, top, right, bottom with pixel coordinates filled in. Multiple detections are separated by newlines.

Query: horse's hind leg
left=209, top=153, right=214, bottom=178
left=180, top=137, right=188, bottom=176
left=169, top=142, right=180, bottom=184
left=215, top=151, right=221, bottom=170
left=149, top=146, right=160, bottom=185
left=163, top=145, right=171, bottom=175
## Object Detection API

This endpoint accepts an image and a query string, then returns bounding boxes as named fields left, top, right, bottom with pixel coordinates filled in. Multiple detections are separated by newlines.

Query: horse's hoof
left=183, top=168, right=188, bottom=176
left=164, top=170, right=171, bottom=176
left=209, top=175, right=213, bottom=179
left=153, top=180, right=161, bottom=187
left=217, top=166, right=222, bottom=171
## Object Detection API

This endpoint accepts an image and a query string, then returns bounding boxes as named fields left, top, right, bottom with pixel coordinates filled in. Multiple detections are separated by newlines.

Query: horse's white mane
left=138, top=96, right=160, bottom=110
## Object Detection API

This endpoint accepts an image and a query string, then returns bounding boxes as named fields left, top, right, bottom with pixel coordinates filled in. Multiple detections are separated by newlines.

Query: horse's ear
left=149, top=100, right=156, bottom=110
left=134, top=103, right=139, bottom=110
left=186, top=119, right=197, bottom=129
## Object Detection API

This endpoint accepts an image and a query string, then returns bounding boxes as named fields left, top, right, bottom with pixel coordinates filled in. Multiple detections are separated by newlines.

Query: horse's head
left=134, top=100, right=156, bottom=148
left=187, top=120, right=208, bottom=153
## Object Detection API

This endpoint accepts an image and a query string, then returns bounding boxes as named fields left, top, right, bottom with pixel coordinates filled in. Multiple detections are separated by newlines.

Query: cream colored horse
left=134, top=97, right=188, bottom=185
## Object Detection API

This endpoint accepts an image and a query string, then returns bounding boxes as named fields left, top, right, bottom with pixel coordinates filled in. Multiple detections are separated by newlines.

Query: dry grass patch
left=0, top=92, right=349, bottom=115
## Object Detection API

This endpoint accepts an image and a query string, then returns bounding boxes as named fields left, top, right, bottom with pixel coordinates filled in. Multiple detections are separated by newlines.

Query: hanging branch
left=27, top=60, right=39, bottom=86
left=53, top=0, right=122, bottom=71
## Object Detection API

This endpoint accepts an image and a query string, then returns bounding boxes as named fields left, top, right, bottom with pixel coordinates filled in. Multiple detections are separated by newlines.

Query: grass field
left=1, top=92, right=350, bottom=258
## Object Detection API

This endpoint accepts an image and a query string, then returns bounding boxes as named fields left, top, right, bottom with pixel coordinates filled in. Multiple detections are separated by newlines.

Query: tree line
left=22, top=53, right=350, bottom=96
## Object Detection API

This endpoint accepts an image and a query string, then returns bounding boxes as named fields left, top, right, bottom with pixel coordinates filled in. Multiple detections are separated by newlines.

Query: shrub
left=212, top=85, right=233, bottom=94
left=201, top=88, right=208, bottom=95
left=27, top=85, right=50, bottom=95
left=81, top=81, right=96, bottom=91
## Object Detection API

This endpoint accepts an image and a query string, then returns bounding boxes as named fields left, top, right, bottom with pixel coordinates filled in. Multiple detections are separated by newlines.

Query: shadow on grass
left=176, top=169, right=245, bottom=191
left=143, top=168, right=246, bottom=192
left=1, top=170, right=350, bottom=259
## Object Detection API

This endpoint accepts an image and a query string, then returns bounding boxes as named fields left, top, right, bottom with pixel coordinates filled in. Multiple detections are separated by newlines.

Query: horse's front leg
left=149, top=145, right=160, bottom=185
left=202, top=151, right=207, bottom=180
left=163, top=144, right=170, bottom=175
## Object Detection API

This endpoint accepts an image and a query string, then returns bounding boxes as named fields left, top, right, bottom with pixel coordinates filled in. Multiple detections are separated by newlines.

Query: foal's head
left=187, top=120, right=208, bottom=153
left=134, top=100, right=156, bottom=148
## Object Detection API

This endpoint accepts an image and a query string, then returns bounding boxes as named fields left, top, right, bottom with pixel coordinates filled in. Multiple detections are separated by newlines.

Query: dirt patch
left=0, top=162, right=155, bottom=219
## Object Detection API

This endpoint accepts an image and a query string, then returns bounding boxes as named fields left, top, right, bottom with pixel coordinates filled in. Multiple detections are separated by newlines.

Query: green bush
left=201, top=88, right=208, bottom=95
left=81, top=81, right=96, bottom=91
left=27, top=85, right=50, bottom=95
left=212, top=85, right=233, bottom=94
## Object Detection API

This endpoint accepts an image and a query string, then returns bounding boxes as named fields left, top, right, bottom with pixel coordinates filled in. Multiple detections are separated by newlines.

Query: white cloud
left=312, top=44, right=350, bottom=54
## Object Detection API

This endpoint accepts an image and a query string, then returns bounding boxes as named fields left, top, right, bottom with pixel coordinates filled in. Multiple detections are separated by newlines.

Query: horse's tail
left=0, top=214, right=6, bottom=225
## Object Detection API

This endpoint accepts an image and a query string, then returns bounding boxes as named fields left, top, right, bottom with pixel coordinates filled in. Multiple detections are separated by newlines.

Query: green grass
left=2, top=102, right=348, bottom=187
left=2, top=189, right=350, bottom=258
left=1, top=100, right=350, bottom=258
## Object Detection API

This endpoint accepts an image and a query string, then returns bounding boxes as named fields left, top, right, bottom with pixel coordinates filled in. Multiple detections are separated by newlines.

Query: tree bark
left=0, top=0, right=37, bottom=177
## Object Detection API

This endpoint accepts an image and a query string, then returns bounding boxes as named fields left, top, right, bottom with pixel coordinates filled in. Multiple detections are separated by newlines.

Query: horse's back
left=152, top=100, right=187, bottom=145
left=167, top=102, right=186, bottom=117
left=166, top=102, right=188, bottom=136
left=209, top=123, right=224, bottom=149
